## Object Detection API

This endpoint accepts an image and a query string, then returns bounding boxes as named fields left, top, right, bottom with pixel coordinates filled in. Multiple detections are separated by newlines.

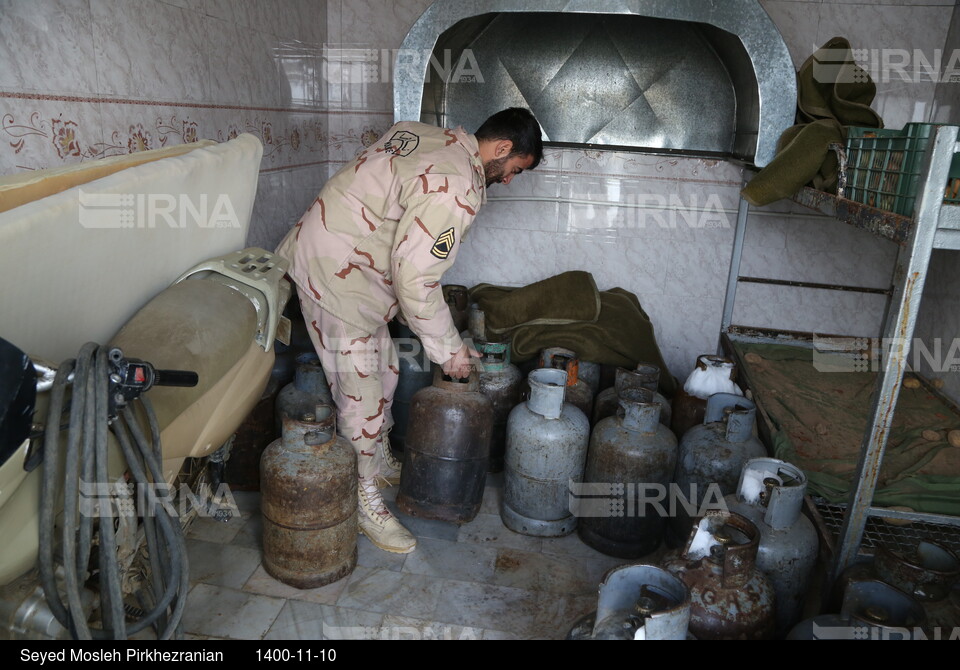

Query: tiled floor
left=180, top=473, right=654, bottom=641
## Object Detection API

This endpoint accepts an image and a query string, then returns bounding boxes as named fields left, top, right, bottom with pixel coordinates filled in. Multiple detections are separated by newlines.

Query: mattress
left=728, top=339, right=960, bottom=517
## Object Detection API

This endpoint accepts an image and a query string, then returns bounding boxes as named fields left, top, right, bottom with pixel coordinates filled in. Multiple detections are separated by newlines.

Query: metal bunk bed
left=718, top=124, right=960, bottom=591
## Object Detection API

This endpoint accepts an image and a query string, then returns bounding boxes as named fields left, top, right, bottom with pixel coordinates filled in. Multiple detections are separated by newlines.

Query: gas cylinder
left=260, top=404, right=358, bottom=589
left=669, top=393, right=766, bottom=546
left=833, top=539, right=960, bottom=632
left=578, top=360, right=602, bottom=397
left=396, top=368, right=493, bottom=523
left=467, top=302, right=485, bottom=341
left=275, top=352, right=333, bottom=435
left=788, top=580, right=927, bottom=639
left=539, top=347, right=594, bottom=419
left=567, top=564, right=691, bottom=640
left=443, top=284, right=469, bottom=333
left=671, top=355, right=741, bottom=439
left=663, top=512, right=776, bottom=640
left=502, top=368, right=590, bottom=537
left=578, top=388, right=678, bottom=558
left=592, top=363, right=672, bottom=429
left=390, top=320, right=434, bottom=453
left=724, top=458, right=819, bottom=637
left=476, top=340, right=522, bottom=473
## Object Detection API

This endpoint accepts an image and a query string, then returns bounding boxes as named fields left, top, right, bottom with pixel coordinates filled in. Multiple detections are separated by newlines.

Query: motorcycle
left=0, top=247, right=290, bottom=640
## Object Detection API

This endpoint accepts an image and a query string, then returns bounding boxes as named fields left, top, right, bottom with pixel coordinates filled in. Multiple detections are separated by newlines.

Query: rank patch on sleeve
left=430, top=228, right=456, bottom=259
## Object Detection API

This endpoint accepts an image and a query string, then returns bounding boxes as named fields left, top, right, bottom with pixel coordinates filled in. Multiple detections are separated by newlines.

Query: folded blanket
left=741, top=36, right=883, bottom=207
left=470, top=278, right=677, bottom=396
left=470, top=270, right=601, bottom=335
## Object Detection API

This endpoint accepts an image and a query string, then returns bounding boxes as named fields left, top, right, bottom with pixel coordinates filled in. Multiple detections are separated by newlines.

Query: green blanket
left=741, top=36, right=884, bottom=207
left=470, top=276, right=677, bottom=396
left=735, top=341, right=960, bottom=516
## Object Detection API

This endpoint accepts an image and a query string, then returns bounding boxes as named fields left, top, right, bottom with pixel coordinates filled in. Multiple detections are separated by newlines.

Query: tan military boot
left=357, top=477, right=416, bottom=554
left=376, top=431, right=403, bottom=488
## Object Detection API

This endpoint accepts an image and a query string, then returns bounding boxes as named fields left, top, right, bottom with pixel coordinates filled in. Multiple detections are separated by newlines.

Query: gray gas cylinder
left=467, top=302, right=482, bottom=340
left=663, top=512, right=776, bottom=640
left=578, top=388, right=678, bottom=558
left=539, top=347, right=594, bottom=419
left=476, top=340, right=522, bottom=473
left=275, top=352, right=333, bottom=435
left=724, top=458, right=818, bottom=637
left=502, top=368, right=590, bottom=537
left=261, top=405, right=358, bottom=589
left=390, top=320, right=434, bottom=452
left=567, top=564, right=691, bottom=640
left=669, top=393, right=766, bottom=546
left=592, top=363, right=671, bottom=429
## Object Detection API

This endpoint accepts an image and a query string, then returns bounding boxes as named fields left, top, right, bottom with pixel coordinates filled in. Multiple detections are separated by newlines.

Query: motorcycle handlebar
left=151, top=369, right=199, bottom=388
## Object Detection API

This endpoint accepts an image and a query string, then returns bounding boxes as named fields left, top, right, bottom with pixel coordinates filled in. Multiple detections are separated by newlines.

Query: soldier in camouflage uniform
left=276, top=108, right=543, bottom=553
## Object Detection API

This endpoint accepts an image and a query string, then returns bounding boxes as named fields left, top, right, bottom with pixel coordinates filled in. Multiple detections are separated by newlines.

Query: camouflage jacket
left=276, top=121, right=487, bottom=364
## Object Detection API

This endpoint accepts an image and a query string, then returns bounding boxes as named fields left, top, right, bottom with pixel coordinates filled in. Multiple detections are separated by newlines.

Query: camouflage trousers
left=298, top=297, right=399, bottom=480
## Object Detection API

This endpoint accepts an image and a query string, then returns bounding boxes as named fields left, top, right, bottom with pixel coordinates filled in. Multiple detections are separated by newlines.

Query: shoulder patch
left=430, top=227, right=456, bottom=259
left=383, top=130, right=420, bottom=157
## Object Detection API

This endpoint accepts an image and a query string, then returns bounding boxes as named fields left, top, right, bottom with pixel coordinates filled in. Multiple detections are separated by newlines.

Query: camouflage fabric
left=277, top=121, right=487, bottom=477
left=277, top=121, right=487, bottom=365
left=298, top=296, right=397, bottom=480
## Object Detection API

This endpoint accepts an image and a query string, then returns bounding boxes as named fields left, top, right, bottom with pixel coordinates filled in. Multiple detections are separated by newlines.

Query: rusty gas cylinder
left=539, top=347, right=594, bottom=419
left=275, top=352, right=333, bottom=435
left=260, top=405, right=358, bottom=589
left=443, top=284, right=469, bottom=333
left=578, top=388, right=678, bottom=558
left=592, top=363, right=672, bottom=429
left=663, top=512, right=776, bottom=640
left=476, top=340, right=522, bottom=473
left=671, top=355, right=741, bottom=439
left=397, top=368, right=493, bottom=523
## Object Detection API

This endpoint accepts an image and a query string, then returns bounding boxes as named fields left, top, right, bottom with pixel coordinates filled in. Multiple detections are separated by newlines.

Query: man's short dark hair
left=475, top=108, right=544, bottom=169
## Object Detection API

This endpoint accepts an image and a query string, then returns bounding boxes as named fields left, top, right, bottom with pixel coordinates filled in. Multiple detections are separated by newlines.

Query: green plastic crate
left=845, top=123, right=960, bottom=216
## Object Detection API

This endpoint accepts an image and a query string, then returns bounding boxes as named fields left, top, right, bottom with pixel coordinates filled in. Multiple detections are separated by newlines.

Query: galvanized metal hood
left=393, top=0, right=797, bottom=167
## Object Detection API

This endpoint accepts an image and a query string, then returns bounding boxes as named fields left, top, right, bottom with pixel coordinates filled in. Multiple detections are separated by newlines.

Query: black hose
left=94, top=347, right=125, bottom=639
left=38, top=358, right=74, bottom=631
left=122, top=399, right=188, bottom=639
left=60, top=342, right=95, bottom=640
left=112, top=410, right=184, bottom=637
left=38, top=343, right=189, bottom=640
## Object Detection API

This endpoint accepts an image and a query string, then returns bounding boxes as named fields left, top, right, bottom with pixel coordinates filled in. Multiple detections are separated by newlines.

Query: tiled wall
left=330, top=0, right=954, bottom=380
left=0, top=0, right=329, bottom=253
left=3, top=0, right=958, bottom=386
left=442, top=148, right=745, bottom=382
